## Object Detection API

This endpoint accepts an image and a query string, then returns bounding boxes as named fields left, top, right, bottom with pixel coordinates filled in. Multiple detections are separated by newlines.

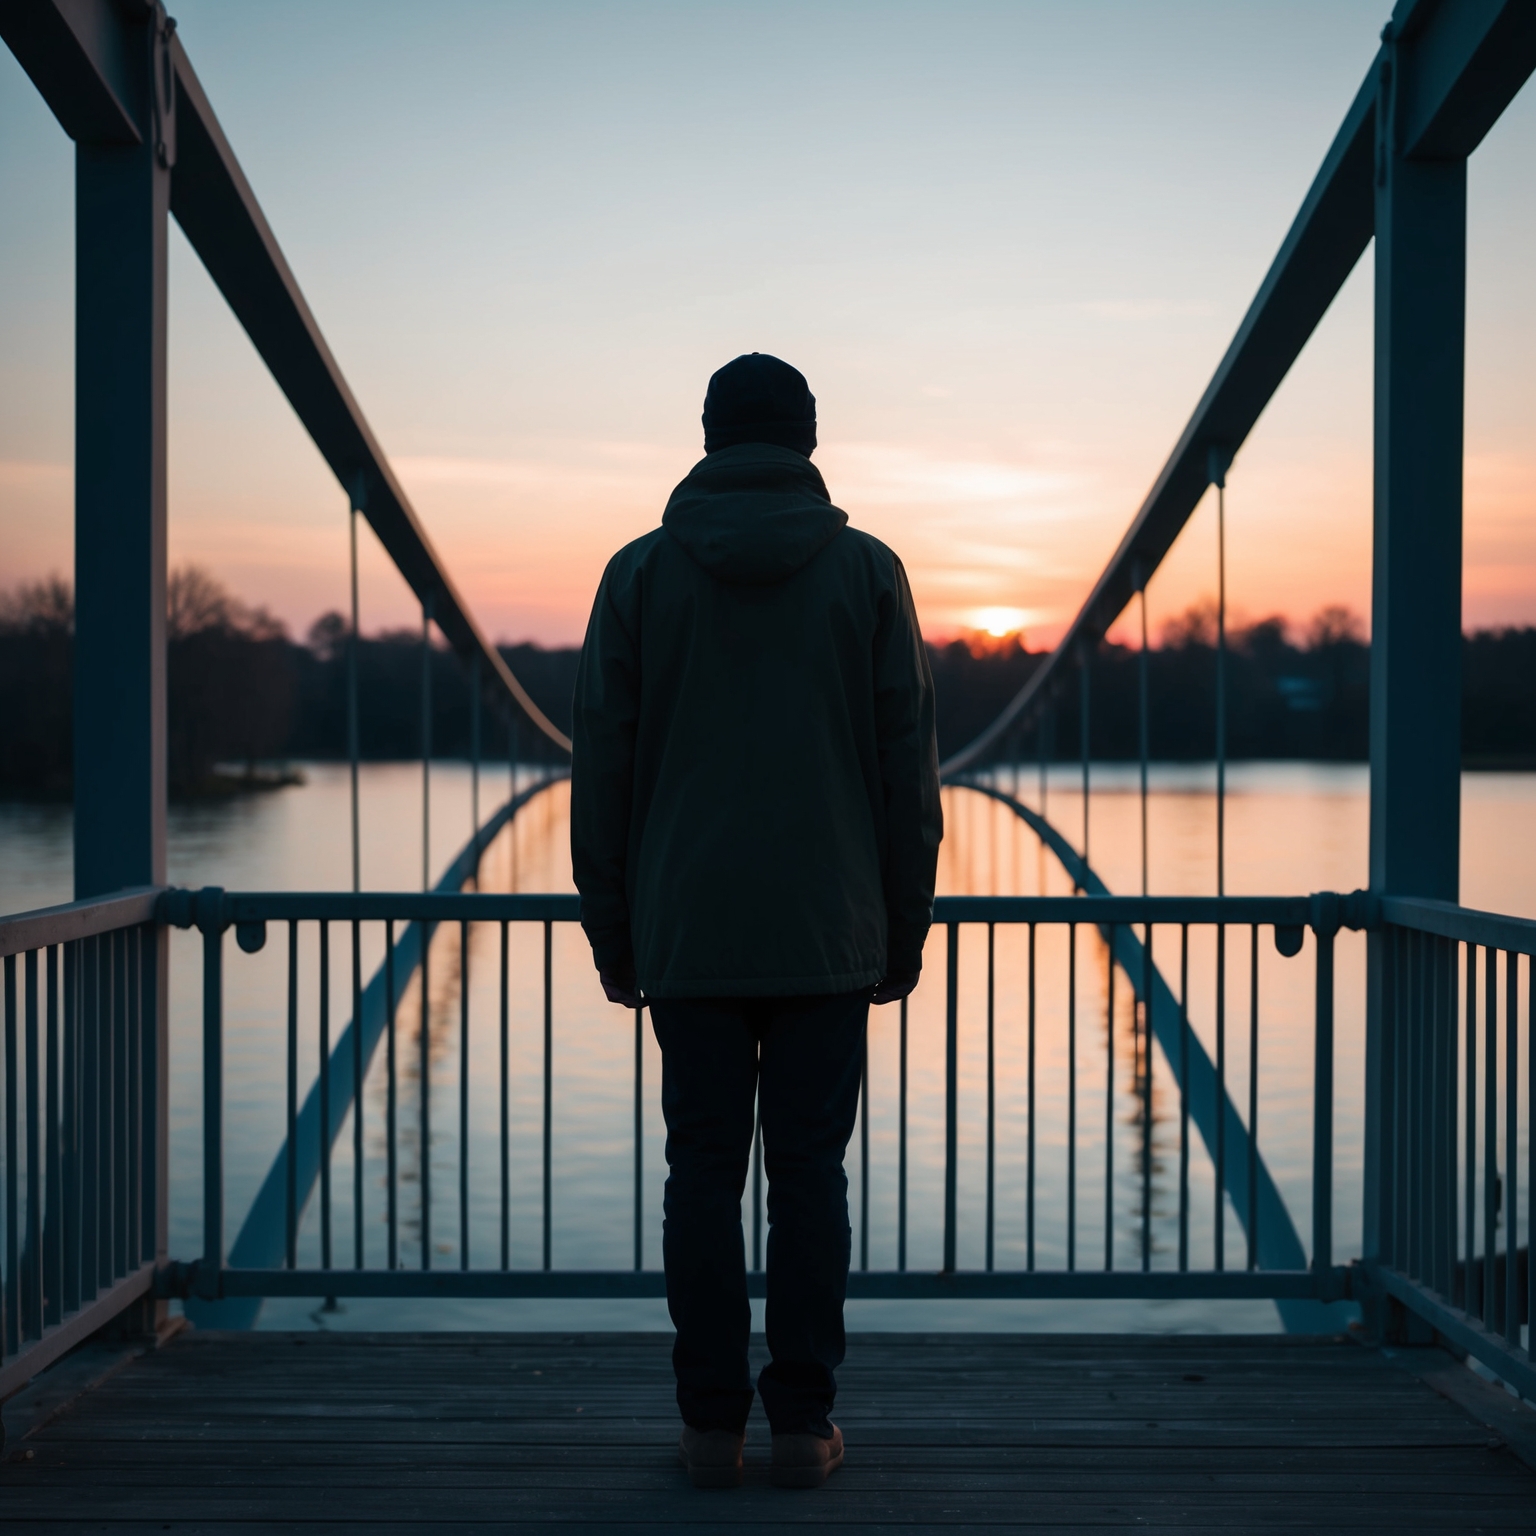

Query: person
left=570, top=352, right=942, bottom=1490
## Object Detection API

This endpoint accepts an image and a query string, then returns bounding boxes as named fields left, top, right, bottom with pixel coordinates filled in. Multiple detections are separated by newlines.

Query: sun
left=971, top=607, right=1028, bottom=639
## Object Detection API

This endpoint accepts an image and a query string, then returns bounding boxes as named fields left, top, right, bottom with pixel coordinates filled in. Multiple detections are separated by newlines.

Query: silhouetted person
left=571, top=353, right=941, bottom=1489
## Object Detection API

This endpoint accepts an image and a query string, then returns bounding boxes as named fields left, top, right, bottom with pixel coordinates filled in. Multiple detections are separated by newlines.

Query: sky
left=1, top=1, right=1532, bottom=650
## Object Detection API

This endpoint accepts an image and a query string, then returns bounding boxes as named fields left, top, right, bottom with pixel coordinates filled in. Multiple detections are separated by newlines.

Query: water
left=3, top=762, right=1533, bottom=1334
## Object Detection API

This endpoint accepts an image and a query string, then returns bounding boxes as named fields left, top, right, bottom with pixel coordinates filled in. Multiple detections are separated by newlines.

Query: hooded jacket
left=570, top=443, right=942, bottom=999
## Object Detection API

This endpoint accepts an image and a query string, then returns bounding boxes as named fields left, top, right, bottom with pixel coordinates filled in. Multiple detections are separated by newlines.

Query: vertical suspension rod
left=347, top=501, right=361, bottom=895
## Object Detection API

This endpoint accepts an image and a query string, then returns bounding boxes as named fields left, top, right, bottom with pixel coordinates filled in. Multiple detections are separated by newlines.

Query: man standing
left=571, top=353, right=941, bottom=1489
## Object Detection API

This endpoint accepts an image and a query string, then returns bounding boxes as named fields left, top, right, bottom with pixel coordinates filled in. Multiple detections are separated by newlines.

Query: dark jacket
left=570, top=443, right=942, bottom=999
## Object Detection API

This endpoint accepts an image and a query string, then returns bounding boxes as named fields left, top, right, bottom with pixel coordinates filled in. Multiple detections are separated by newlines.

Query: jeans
left=648, top=990, right=869, bottom=1438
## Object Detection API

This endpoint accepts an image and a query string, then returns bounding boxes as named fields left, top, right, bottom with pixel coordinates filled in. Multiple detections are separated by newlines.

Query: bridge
left=1, top=1, right=1535, bottom=1528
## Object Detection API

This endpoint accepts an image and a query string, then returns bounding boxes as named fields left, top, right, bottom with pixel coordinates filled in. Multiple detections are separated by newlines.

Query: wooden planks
left=3, top=1332, right=1534, bottom=1531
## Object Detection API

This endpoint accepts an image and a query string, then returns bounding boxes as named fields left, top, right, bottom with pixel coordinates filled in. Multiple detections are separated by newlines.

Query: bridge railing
left=1363, top=897, right=1534, bottom=1398
left=0, top=890, right=164, bottom=1399
left=155, top=887, right=1359, bottom=1317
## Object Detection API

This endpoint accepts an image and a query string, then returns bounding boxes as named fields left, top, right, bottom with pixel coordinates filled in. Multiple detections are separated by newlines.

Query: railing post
left=943, top=922, right=959, bottom=1274
left=1363, top=27, right=1468, bottom=1280
left=72, top=9, right=171, bottom=903
left=197, top=889, right=226, bottom=1299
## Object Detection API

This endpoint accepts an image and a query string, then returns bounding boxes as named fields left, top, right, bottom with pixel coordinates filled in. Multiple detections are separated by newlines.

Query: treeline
left=4, top=572, right=1536, bottom=799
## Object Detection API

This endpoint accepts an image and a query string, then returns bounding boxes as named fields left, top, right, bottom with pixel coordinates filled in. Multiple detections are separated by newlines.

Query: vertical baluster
left=985, top=923, right=995, bottom=1274
left=1404, top=930, right=1419, bottom=1279
left=1427, top=932, right=1440, bottom=1288
left=285, top=921, right=298, bottom=1269
left=943, top=923, right=958, bottom=1275
left=1104, top=933, right=1115, bottom=1272
left=634, top=1002, right=644, bottom=1273
left=1416, top=932, right=1430, bottom=1282
left=460, top=921, right=470, bottom=1271
left=1431, top=933, right=1443, bottom=1296
left=1215, top=922, right=1226, bottom=1272
left=1312, top=920, right=1335, bottom=1281
left=1178, top=925, right=1189, bottom=1273
left=1027, top=924, right=1036, bottom=1273
left=25, top=951, right=42, bottom=1338
left=860, top=1023, right=870, bottom=1274
left=386, top=921, right=398, bottom=1271
left=114, top=931, right=128, bottom=1280
left=499, top=921, right=509, bottom=1272
left=1465, top=943, right=1477, bottom=1313
left=4, top=954, right=16, bottom=1358
left=1142, top=924, right=1153, bottom=1274
left=202, top=920, right=224, bottom=1290
left=319, top=923, right=332, bottom=1276
left=126, top=931, right=141, bottom=1273
left=1068, top=923, right=1077, bottom=1272
left=98, top=932, right=113, bottom=1292
left=542, top=919, right=552, bottom=1273
left=45, top=944, right=62, bottom=1327
left=353, top=919, right=364, bottom=1271
left=1400, top=930, right=1415, bottom=1274
left=62, top=941, right=79, bottom=1318
left=420, top=914, right=431, bottom=1271
left=897, top=996, right=908, bottom=1273
left=1247, top=926, right=1259, bottom=1273
left=1505, top=951, right=1519, bottom=1348
left=80, top=937, right=98, bottom=1302
left=138, top=926, right=157, bottom=1274
left=1483, top=944, right=1497, bottom=1324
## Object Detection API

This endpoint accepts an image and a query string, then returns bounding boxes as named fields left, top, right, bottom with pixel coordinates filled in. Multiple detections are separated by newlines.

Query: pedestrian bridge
left=2, top=2, right=1535, bottom=1529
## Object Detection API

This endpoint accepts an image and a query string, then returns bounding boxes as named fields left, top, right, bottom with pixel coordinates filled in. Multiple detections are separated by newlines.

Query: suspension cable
left=347, top=497, right=362, bottom=894
left=421, top=598, right=433, bottom=893
left=1139, top=583, right=1149, bottom=898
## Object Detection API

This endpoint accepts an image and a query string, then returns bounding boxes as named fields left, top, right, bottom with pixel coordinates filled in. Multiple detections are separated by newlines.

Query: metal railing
left=0, top=890, right=164, bottom=1398
left=1363, top=896, right=1534, bottom=1398
left=160, top=886, right=1359, bottom=1321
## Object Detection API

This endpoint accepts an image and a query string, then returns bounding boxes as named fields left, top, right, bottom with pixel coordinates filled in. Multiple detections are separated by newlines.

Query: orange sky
left=2, top=4, right=1533, bottom=651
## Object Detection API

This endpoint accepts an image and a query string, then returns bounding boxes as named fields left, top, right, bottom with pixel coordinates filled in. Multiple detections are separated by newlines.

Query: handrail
left=0, top=886, right=161, bottom=959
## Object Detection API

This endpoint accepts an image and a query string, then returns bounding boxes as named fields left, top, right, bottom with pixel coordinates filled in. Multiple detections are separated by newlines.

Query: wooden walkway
left=4, top=1331, right=1535, bottom=1531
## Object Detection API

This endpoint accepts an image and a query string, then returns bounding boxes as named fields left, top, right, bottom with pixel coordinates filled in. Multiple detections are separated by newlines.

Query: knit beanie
left=701, top=353, right=817, bottom=457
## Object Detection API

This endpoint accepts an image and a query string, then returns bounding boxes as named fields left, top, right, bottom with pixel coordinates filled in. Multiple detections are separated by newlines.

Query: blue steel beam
left=0, top=1, right=570, bottom=752
left=942, top=0, right=1535, bottom=775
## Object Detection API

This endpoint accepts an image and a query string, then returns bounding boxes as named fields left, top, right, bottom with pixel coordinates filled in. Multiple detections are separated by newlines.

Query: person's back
left=571, top=353, right=941, bottom=1489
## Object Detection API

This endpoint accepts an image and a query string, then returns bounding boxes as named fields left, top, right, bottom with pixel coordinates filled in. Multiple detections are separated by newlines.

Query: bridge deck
left=5, top=1331, right=1535, bottom=1532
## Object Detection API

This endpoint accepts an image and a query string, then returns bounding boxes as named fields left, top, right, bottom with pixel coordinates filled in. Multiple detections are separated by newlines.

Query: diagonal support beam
left=943, top=0, right=1535, bottom=775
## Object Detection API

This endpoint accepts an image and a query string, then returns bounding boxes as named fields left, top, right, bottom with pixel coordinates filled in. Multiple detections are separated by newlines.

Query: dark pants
left=648, top=990, right=869, bottom=1438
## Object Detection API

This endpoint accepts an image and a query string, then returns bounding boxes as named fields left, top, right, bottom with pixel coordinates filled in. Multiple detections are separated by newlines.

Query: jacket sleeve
left=570, top=557, right=641, bottom=980
left=872, top=552, right=942, bottom=974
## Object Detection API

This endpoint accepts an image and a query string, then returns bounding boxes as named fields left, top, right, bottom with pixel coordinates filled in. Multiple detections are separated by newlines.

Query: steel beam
left=0, top=0, right=143, bottom=145
left=943, top=0, right=1534, bottom=775
left=1, top=1, right=568, bottom=752
left=69, top=6, right=171, bottom=899
left=164, top=39, right=567, bottom=749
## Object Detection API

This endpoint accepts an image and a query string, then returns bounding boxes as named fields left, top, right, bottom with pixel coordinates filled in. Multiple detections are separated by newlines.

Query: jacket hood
left=662, top=443, right=848, bottom=585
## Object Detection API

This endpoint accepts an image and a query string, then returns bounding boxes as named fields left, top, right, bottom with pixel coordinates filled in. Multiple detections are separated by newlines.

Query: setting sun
left=970, top=606, right=1029, bottom=638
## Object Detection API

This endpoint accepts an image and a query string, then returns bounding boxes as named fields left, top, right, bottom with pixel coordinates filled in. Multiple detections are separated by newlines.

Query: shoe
left=677, top=1425, right=745, bottom=1489
left=770, top=1424, right=844, bottom=1488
